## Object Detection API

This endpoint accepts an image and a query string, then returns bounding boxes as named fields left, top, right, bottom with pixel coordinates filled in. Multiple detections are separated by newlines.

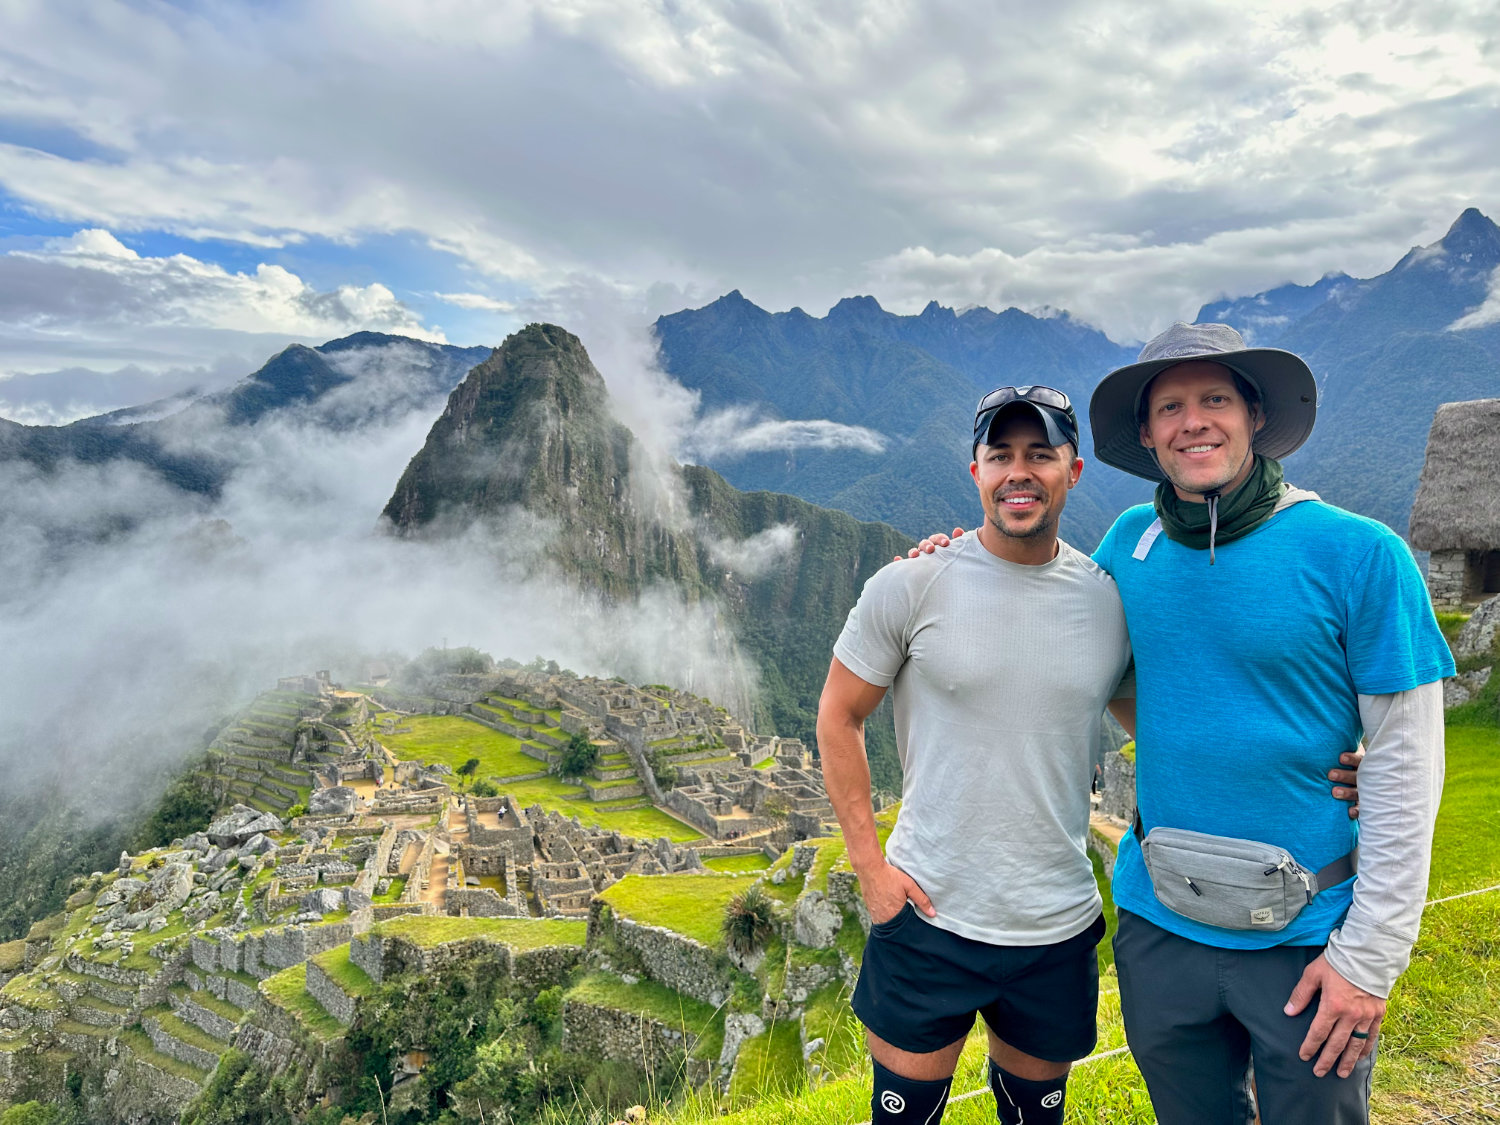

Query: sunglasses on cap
left=973, top=385, right=1079, bottom=448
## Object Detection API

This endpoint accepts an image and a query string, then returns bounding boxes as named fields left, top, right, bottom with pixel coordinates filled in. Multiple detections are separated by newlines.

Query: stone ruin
left=371, top=666, right=837, bottom=847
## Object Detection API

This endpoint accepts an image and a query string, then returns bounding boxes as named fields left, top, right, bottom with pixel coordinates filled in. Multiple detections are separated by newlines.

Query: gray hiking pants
left=1115, top=910, right=1374, bottom=1125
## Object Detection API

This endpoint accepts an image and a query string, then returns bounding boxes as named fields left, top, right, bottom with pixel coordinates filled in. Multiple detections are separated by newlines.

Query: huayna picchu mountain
left=382, top=323, right=911, bottom=788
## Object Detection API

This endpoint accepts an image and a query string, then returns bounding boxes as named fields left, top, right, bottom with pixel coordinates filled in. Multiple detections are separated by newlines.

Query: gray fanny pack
left=1137, top=820, right=1357, bottom=932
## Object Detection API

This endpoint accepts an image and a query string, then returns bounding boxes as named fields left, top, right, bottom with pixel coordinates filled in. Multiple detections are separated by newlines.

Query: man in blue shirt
left=1087, top=322, right=1453, bottom=1124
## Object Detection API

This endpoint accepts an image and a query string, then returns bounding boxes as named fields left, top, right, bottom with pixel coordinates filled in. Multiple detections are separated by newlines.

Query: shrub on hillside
left=647, top=746, right=677, bottom=789
left=558, top=732, right=598, bottom=778
left=133, top=766, right=219, bottom=850
left=722, top=885, right=776, bottom=956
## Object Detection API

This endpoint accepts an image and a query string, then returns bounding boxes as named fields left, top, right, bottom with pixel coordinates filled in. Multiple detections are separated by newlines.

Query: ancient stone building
left=1411, top=398, right=1500, bottom=610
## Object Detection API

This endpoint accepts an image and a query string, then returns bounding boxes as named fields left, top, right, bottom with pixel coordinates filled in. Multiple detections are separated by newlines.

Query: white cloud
left=11, top=229, right=443, bottom=341
left=0, top=0, right=1497, bottom=347
left=1448, top=265, right=1500, bottom=331
left=685, top=406, right=888, bottom=460
left=0, top=360, right=240, bottom=425
left=0, top=229, right=447, bottom=390
left=434, top=292, right=516, bottom=312
left=702, top=523, right=798, bottom=579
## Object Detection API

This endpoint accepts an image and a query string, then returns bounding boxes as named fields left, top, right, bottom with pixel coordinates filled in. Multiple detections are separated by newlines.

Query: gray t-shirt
left=834, top=533, right=1132, bottom=946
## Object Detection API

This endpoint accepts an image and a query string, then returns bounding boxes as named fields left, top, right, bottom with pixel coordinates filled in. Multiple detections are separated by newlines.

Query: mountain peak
left=1439, top=207, right=1500, bottom=260
left=381, top=323, right=628, bottom=539
left=829, top=295, right=884, bottom=317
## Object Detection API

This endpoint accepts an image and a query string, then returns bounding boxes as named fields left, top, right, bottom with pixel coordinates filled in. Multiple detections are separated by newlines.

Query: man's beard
left=988, top=503, right=1056, bottom=540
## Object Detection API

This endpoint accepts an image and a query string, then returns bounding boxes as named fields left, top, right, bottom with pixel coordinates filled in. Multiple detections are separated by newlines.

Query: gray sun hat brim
left=1089, top=326, right=1318, bottom=482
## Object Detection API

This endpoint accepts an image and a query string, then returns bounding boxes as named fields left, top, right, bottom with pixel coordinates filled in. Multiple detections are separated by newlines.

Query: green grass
left=488, top=694, right=563, bottom=722
left=117, top=1027, right=210, bottom=1083
left=0, top=973, right=65, bottom=1011
left=1425, top=726, right=1500, bottom=897
left=372, top=876, right=407, bottom=904
left=372, top=914, right=586, bottom=950
left=754, top=857, right=805, bottom=908
left=705, top=853, right=772, bottom=874
left=259, top=963, right=342, bottom=1040
left=182, top=987, right=244, bottom=1023
left=0, top=940, right=24, bottom=973
left=801, top=982, right=864, bottom=1078
left=566, top=971, right=724, bottom=1060
left=727, top=1017, right=806, bottom=1104
left=374, top=712, right=704, bottom=841
left=375, top=714, right=541, bottom=779
left=146, top=1005, right=230, bottom=1053
left=311, top=944, right=375, bottom=997
left=804, top=838, right=846, bottom=895
left=1434, top=611, right=1470, bottom=644
left=597, top=874, right=748, bottom=948
left=832, top=909, right=865, bottom=967
left=1092, top=849, right=1118, bottom=971
left=498, top=774, right=704, bottom=842
left=752, top=757, right=777, bottom=770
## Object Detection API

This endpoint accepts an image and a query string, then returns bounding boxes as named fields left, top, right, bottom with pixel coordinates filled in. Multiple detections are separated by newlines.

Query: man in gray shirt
left=818, top=387, right=1133, bottom=1125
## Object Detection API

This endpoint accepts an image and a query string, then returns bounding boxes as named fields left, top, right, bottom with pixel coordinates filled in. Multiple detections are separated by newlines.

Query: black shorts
left=851, top=906, right=1105, bottom=1061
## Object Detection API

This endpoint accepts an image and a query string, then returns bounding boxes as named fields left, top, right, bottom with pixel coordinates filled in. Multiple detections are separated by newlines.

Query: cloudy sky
left=3, top=0, right=1498, bottom=419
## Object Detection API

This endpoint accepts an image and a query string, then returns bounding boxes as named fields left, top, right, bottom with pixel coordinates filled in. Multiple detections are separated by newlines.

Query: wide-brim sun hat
left=1090, top=322, right=1318, bottom=482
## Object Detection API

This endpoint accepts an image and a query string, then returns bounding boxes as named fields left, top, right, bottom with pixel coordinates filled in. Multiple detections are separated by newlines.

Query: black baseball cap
left=972, top=385, right=1079, bottom=456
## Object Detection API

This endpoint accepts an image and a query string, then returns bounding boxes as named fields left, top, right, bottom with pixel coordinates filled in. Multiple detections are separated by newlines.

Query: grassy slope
left=372, top=915, right=587, bottom=950
left=376, top=712, right=704, bottom=842
left=597, top=874, right=749, bottom=948
left=375, top=714, right=541, bottom=778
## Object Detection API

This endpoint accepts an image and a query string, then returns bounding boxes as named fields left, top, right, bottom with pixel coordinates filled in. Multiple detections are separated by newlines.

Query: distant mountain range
left=654, top=292, right=1144, bottom=551
left=657, top=207, right=1500, bottom=547
left=0, top=333, right=491, bottom=498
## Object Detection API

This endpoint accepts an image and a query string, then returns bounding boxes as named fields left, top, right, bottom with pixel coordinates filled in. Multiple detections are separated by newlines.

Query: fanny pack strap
left=1133, top=812, right=1358, bottom=888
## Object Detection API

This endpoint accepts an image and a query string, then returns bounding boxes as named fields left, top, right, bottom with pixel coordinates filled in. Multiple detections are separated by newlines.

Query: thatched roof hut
left=1410, top=398, right=1500, bottom=608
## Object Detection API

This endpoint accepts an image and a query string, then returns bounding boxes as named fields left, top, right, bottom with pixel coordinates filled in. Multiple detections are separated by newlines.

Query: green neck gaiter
left=1154, top=455, right=1284, bottom=564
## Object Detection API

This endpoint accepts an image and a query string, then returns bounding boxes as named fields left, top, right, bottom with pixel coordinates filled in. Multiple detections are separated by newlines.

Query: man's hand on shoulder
left=1285, top=952, right=1385, bottom=1078
left=859, top=858, right=937, bottom=923
left=894, top=527, right=967, bottom=562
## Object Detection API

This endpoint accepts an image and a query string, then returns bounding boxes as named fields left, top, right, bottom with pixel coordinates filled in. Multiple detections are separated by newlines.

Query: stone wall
left=513, top=945, right=584, bottom=990
left=464, top=796, right=534, bottom=860
left=107, top=1042, right=207, bottom=1123
left=169, top=989, right=240, bottom=1041
left=305, top=957, right=358, bottom=1026
left=199, top=917, right=366, bottom=977
left=143, top=1011, right=222, bottom=1072
left=1428, top=549, right=1470, bottom=610
left=589, top=901, right=732, bottom=1006
left=561, top=996, right=700, bottom=1077
left=350, top=931, right=513, bottom=986
left=1098, top=748, right=1136, bottom=824
left=447, top=887, right=527, bottom=917
left=404, top=833, right=437, bottom=904
left=232, top=1021, right=304, bottom=1073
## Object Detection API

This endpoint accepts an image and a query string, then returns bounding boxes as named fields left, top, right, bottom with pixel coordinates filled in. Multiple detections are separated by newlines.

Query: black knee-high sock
left=989, top=1058, right=1067, bottom=1125
left=871, top=1057, right=952, bottom=1124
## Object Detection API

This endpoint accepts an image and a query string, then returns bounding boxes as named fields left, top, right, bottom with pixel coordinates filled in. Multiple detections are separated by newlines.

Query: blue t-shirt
left=1093, top=499, right=1455, bottom=949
